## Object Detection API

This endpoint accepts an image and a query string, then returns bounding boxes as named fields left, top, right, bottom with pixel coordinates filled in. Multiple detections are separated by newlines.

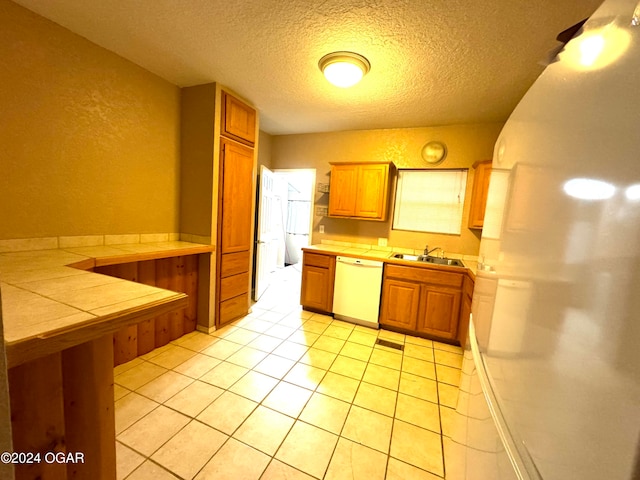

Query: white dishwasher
left=333, top=256, right=384, bottom=329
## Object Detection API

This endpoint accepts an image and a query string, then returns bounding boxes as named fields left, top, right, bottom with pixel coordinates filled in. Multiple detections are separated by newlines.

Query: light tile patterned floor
left=114, top=265, right=463, bottom=480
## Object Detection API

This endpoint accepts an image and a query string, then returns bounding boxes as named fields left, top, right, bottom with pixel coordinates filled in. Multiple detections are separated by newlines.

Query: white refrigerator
left=451, top=0, right=640, bottom=478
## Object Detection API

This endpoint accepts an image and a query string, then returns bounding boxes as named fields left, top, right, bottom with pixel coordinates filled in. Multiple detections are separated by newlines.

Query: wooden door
left=379, top=278, right=421, bottom=330
left=222, top=92, right=256, bottom=145
left=417, top=285, right=461, bottom=340
left=328, top=164, right=358, bottom=217
left=220, top=139, right=255, bottom=253
left=355, top=163, right=388, bottom=219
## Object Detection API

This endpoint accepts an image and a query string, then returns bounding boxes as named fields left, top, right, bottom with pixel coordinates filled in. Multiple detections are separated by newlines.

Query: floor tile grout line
left=433, top=348, right=448, bottom=480
left=116, top=344, right=458, bottom=423
left=115, top=310, right=462, bottom=478
left=121, top=443, right=184, bottom=480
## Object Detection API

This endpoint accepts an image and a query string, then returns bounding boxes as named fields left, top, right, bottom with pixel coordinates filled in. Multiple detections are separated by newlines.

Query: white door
left=254, top=165, right=283, bottom=300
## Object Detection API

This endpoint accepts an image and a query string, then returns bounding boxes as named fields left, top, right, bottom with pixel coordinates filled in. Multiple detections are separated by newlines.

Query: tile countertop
left=302, top=244, right=478, bottom=277
left=0, top=241, right=214, bottom=368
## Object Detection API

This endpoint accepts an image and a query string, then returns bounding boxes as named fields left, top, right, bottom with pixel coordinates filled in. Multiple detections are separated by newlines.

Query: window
left=392, top=169, right=468, bottom=234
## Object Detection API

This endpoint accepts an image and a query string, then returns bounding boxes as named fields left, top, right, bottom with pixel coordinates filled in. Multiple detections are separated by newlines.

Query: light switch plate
left=319, top=225, right=325, bottom=233
left=378, top=238, right=387, bottom=247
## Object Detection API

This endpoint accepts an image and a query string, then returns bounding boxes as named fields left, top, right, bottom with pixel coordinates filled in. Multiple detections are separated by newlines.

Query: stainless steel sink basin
left=420, top=256, right=464, bottom=267
left=391, top=253, right=419, bottom=261
left=391, top=252, right=464, bottom=267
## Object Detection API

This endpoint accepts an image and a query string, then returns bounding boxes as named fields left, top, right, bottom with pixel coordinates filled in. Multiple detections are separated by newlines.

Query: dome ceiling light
left=318, top=51, right=370, bottom=88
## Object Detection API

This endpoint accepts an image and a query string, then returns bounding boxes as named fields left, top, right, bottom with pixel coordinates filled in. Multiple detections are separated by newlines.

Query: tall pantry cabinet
left=180, top=84, right=258, bottom=330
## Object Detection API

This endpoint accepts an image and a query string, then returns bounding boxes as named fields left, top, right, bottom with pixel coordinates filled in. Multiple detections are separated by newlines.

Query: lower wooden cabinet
left=380, top=263, right=465, bottom=342
left=300, top=252, right=336, bottom=314
left=417, top=285, right=461, bottom=340
left=379, top=278, right=421, bottom=330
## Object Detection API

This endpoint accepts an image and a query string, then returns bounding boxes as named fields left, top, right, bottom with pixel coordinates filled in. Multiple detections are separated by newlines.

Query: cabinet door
left=468, top=160, right=492, bottom=229
left=417, top=285, right=461, bottom=340
left=355, top=163, right=388, bottom=219
left=328, top=164, right=358, bottom=217
left=379, top=278, right=421, bottom=330
left=219, top=139, right=254, bottom=254
left=300, top=265, right=334, bottom=312
left=222, top=92, right=256, bottom=145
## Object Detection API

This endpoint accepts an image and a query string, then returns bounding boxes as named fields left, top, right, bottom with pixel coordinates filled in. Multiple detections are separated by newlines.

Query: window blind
left=392, top=169, right=468, bottom=234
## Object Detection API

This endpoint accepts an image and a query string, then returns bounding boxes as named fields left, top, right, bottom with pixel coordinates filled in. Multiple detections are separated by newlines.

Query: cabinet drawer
left=220, top=251, right=250, bottom=277
left=384, top=264, right=463, bottom=288
left=220, top=272, right=249, bottom=302
left=219, top=293, right=249, bottom=324
left=304, top=252, right=334, bottom=269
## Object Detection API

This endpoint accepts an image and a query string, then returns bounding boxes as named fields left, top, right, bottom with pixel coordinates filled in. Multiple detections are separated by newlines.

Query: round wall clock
left=421, top=141, right=447, bottom=165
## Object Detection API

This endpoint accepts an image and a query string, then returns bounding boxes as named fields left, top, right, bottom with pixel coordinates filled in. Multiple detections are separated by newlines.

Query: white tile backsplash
left=140, top=233, right=169, bottom=243
left=58, top=235, right=104, bottom=248
left=105, top=234, right=141, bottom=245
left=0, top=237, right=58, bottom=253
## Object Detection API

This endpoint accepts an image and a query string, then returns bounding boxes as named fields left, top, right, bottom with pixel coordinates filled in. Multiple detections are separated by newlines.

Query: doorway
left=253, top=168, right=315, bottom=301
left=275, top=169, right=315, bottom=266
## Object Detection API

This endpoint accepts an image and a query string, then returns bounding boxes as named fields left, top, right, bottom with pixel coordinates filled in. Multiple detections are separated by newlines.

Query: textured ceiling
left=13, top=0, right=602, bottom=135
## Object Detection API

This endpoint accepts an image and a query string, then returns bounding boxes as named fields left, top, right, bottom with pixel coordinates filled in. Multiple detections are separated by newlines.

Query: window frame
left=391, top=168, right=469, bottom=235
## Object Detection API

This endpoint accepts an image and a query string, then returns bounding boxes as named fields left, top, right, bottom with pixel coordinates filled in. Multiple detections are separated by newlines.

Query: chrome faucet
left=423, top=245, right=442, bottom=256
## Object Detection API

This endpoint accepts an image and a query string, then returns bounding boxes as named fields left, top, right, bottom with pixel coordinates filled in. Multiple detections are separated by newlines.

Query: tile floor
left=114, top=265, right=463, bottom=480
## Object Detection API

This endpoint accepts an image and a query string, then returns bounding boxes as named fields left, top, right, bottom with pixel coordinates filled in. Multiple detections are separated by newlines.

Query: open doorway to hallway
left=253, top=168, right=315, bottom=301
left=275, top=169, right=315, bottom=266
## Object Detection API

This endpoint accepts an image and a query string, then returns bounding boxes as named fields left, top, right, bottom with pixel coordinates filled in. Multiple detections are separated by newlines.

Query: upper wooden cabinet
left=468, top=160, right=492, bottom=229
left=328, top=162, right=394, bottom=221
left=221, top=91, right=257, bottom=146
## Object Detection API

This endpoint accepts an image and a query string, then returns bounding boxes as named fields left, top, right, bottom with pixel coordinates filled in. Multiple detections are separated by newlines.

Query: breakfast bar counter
left=0, top=240, right=214, bottom=480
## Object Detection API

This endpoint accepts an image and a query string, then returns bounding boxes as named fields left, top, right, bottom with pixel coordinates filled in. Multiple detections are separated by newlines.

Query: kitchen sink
left=420, top=256, right=464, bottom=267
left=391, top=252, right=464, bottom=267
left=391, top=253, right=420, bottom=261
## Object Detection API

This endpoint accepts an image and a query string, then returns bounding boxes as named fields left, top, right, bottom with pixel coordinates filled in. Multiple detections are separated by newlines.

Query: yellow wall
left=258, top=131, right=273, bottom=169
left=271, top=123, right=504, bottom=255
left=0, top=1, right=181, bottom=240
left=180, top=84, right=217, bottom=239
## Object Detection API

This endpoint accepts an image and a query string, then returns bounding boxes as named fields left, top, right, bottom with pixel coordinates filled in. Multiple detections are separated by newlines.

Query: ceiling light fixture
left=319, top=51, right=370, bottom=88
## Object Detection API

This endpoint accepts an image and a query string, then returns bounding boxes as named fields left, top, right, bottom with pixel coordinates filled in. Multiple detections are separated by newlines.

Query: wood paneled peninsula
left=0, top=240, right=213, bottom=480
